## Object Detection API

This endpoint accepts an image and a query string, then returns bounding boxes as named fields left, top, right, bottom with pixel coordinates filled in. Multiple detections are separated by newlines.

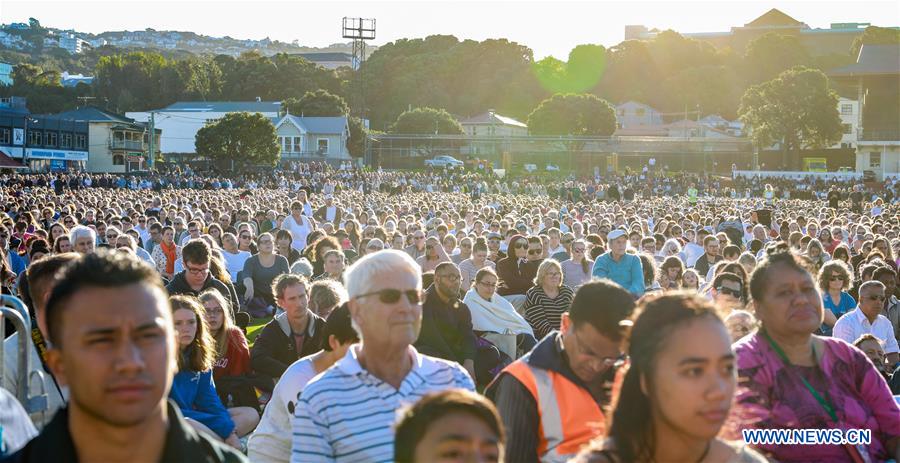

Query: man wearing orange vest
left=486, top=280, right=636, bottom=462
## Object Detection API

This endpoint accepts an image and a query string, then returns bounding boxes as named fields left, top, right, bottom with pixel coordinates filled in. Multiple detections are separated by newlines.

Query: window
left=280, top=136, right=294, bottom=153
left=112, top=154, right=125, bottom=165
left=293, top=137, right=303, bottom=152
left=841, top=104, right=853, bottom=115
left=842, top=123, right=853, bottom=135
left=60, top=132, right=72, bottom=148
left=27, top=130, right=42, bottom=146
left=317, top=138, right=329, bottom=154
left=45, top=131, right=57, bottom=148
left=75, top=134, right=86, bottom=149
left=870, top=153, right=881, bottom=168
left=0, top=128, right=9, bottom=145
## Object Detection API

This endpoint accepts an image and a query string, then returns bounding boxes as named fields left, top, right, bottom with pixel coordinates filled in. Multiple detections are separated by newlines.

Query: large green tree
left=743, top=33, right=811, bottom=85
left=739, top=66, right=842, bottom=169
left=195, top=112, right=279, bottom=170
left=527, top=93, right=617, bottom=136
left=533, top=44, right=606, bottom=94
left=347, top=116, right=367, bottom=158
left=389, top=107, right=463, bottom=134
left=282, top=89, right=349, bottom=116
left=851, top=26, right=900, bottom=57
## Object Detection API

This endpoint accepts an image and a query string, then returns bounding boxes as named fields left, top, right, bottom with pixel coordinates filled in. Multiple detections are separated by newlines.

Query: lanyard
left=31, top=327, right=65, bottom=401
left=761, top=330, right=838, bottom=423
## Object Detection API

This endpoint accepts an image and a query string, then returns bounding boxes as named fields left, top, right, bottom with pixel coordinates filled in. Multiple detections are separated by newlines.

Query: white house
left=460, top=111, right=528, bottom=137
left=833, top=97, right=859, bottom=149
left=615, top=101, right=664, bottom=128
left=699, top=114, right=744, bottom=137
left=127, top=101, right=282, bottom=155
left=272, top=114, right=351, bottom=161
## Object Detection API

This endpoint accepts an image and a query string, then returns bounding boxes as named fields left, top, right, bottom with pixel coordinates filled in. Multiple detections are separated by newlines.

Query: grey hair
left=344, top=249, right=421, bottom=299
left=859, top=280, right=886, bottom=294
left=69, top=225, right=96, bottom=243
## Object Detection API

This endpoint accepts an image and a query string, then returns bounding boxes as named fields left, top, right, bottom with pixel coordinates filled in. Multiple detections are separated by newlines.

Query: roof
left=0, top=148, right=26, bottom=169
left=460, top=112, right=527, bottom=128
left=276, top=115, right=348, bottom=134
left=295, top=52, right=353, bottom=63
left=828, top=44, right=900, bottom=77
left=744, top=8, right=804, bottom=28
left=616, top=101, right=660, bottom=112
left=160, top=101, right=282, bottom=113
left=54, top=106, right=135, bottom=123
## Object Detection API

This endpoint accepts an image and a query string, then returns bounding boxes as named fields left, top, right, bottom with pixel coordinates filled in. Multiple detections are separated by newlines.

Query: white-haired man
left=69, top=225, right=96, bottom=254
left=290, top=250, right=474, bottom=462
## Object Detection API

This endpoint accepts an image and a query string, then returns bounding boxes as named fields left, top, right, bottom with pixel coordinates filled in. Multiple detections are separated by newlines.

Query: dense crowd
left=0, top=163, right=898, bottom=462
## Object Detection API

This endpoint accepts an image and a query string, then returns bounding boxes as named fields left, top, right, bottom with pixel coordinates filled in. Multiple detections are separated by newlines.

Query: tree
left=851, top=26, right=900, bottom=57
left=389, top=107, right=463, bottom=134
left=739, top=66, right=842, bottom=170
left=195, top=112, right=279, bottom=171
left=527, top=93, right=617, bottom=136
left=282, top=89, right=349, bottom=116
left=533, top=44, right=606, bottom=94
left=743, top=33, right=810, bottom=84
left=347, top=116, right=367, bottom=158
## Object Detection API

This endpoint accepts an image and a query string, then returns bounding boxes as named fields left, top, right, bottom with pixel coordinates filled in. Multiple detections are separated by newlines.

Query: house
left=272, top=114, right=351, bottom=162
left=460, top=111, right=528, bottom=137
left=0, top=62, right=12, bottom=86
left=0, top=97, right=89, bottom=172
left=294, top=52, right=357, bottom=70
left=615, top=101, right=664, bottom=128
left=58, top=32, right=89, bottom=54
left=60, top=72, right=94, bottom=88
left=54, top=106, right=160, bottom=173
left=699, top=115, right=743, bottom=137
left=127, top=101, right=281, bottom=156
left=833, top=97, right=859, bottom=149
left=829, top=44, right=900, bottom=179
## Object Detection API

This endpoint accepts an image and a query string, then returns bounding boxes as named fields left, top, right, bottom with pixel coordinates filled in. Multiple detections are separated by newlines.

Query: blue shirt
left=821, top=291, right=856, bottom=336
left=591, top=252, right=645, bottom=296
left=170, top=369, right=235, bottom=438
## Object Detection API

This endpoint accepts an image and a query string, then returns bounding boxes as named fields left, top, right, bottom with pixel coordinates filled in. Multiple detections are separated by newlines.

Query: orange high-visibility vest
left=503, top=359, right=606, bottom=462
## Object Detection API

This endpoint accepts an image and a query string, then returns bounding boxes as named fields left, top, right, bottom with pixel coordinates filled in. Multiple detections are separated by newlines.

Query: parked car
left=545, top=164, right=560, bottom=172
left=424, top=155, right=465, bottom=168
left=523, top=163, right=538, bottom=173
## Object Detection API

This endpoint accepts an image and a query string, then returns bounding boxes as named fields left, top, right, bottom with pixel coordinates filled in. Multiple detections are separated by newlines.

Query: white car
left=424, top=155, right=464, bottom=168
left=545, top=164, right=560, bottom=172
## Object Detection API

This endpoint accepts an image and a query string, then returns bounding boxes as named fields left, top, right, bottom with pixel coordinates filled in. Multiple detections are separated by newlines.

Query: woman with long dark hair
left=574, top=293, right=766, bottom=463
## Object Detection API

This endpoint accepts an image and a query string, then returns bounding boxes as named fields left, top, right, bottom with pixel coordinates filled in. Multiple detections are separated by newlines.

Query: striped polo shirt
left=290, top=344, right=475, bottom=462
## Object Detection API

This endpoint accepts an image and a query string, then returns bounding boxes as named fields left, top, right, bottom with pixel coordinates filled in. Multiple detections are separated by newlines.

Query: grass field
left=246, top=317, right=270, bottom=346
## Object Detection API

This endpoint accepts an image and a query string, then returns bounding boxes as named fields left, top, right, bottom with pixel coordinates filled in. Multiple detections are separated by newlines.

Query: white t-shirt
left=282, top=214, right=314, bottom=250
left=683, top=242, right=705, bottom=268
left=248, top=356, right=318, bottom=463
left=222, top=250, right=251, bottom=282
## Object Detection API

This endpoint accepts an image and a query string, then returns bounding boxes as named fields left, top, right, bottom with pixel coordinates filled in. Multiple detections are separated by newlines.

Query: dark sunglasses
left=515, top=242, right=528, bottom=249
left=356, top=288, right=422, bottom=304
left=528, top=249, right=542, bottom=255
left=829, top=275, right=846, bottom=281
left=717, top=286, right=742, bottom=298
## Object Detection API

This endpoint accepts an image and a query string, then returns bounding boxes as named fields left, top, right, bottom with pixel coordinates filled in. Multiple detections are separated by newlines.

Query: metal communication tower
left=342, top=17, right=375, bottom=118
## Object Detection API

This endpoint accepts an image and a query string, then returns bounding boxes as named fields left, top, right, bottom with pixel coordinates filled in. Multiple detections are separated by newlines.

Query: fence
left=0, top=295, right=49, bottom=417
left=732, top=170, right=863, bottom=181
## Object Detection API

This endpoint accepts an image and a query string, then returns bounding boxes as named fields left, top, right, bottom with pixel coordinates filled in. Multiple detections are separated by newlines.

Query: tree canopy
left=739, top=66, right=842, bottom=168
left=527, top=93, right=617, bottom=137
left=283, top=89, right=349, bottom=117
left=389, top=107, right=463, bottom=135
left=194, top=112, right=279, bottom=170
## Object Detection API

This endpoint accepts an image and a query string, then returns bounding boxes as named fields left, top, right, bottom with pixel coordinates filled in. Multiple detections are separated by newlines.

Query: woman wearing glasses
left=463, top=267, right=534, bottom=360
left=729, top=246, right=900, bottom=462
left=817, top=260, right=855, bottom=336
left=523, top=259, right=575, bottom=340
left=574, top=293, right=766, bottom=463
left=561, top=239, right=593, bottom=290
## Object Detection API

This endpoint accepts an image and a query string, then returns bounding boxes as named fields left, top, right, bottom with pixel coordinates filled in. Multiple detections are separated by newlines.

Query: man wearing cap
left=314, top=195, right=342, bottom=226
left=591, top=229, right=644, bottom=297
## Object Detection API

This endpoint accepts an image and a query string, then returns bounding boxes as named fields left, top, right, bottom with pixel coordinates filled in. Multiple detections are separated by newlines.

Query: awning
left=0, top=148, right=26, bottom=169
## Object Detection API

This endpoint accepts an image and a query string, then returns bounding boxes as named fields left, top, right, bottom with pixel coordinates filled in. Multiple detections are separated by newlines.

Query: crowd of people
left=0, top=163, right=899, bottom=462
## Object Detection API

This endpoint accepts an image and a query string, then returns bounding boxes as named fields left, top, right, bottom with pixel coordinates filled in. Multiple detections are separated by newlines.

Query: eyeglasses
left=437, top=273, right=460, bottom=281
left=716, top=286, right=742, bottom=298
left=205, top=305, right=224, bottom=315
left=240, top=235, right=251, bottom=239
left=477, top=280, right=498, bottom=288
left=829, top=275, right=846, bottom=281
left=356, top=288, right=422, bottom=304
left=572, top=329, right=624, bottom=368
left=186, top=265, right=209, bottom=275
left=514, top=242, right=528, bottom=249
left=528, top=249, right=542, bottom=255
left=573, top=247, right=585, bottom=253
left=865, top=295, right=886, bottom=302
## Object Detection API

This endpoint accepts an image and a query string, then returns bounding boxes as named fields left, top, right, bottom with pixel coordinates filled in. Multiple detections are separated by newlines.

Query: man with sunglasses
left=415, top=262, right=477, bottom=380
left=711, top=272, right=746, bottom=314
left=404, top=230, right=427, bottom=260
left=486, top=280, right=636, bottom=463
left=291, top=250, right=474, bottom=462
left=833, top=280, right=900, bottom=367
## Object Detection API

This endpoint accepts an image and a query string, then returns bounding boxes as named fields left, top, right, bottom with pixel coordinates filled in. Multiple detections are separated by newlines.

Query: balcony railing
left=110, top=140, right=145, bottom=150
left=860, top=130, right=900, bottom=142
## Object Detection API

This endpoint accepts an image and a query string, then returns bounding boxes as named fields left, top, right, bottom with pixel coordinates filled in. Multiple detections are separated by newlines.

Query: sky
left=1, top=0, right=898, bottom=59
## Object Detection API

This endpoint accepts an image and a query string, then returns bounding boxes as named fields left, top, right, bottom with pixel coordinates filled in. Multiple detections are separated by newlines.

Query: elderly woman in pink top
left=729, top=245, right=900, bottom=462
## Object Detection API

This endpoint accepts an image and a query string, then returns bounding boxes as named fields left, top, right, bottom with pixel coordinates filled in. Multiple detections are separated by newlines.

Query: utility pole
left=147, top=111, right=155, bottom=171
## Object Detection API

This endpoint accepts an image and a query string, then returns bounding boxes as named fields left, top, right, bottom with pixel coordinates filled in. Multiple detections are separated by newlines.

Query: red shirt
left=212, top=327, right=250, bottom=380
